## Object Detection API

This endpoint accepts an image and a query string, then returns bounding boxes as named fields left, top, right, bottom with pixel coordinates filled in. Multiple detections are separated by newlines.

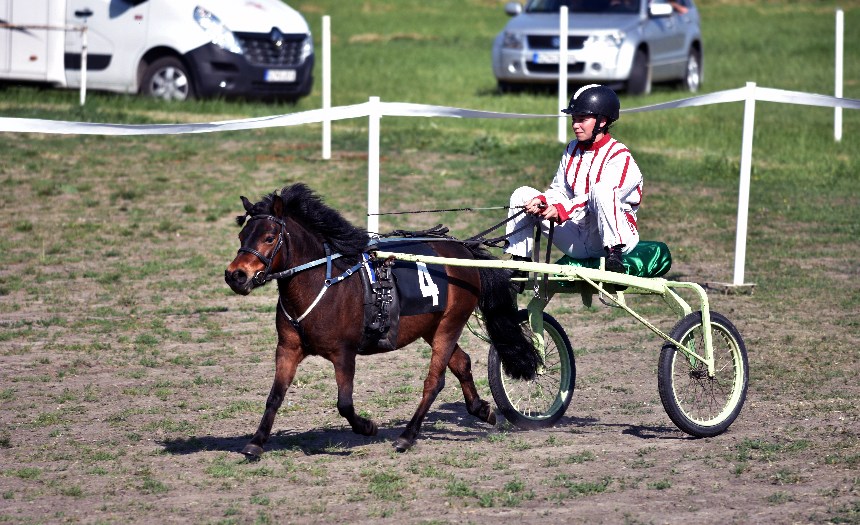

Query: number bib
left=383, top=241, right=449, bottom=316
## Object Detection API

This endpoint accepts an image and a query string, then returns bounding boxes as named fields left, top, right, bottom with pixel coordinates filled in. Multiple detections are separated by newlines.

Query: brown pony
left=224, top=183, right=539, bottom=457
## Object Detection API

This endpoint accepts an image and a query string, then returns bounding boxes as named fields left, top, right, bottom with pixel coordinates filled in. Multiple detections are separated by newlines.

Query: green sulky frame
left=372, top=250, right=714, bottom=375
left=371, top=249, right=749, bottom=438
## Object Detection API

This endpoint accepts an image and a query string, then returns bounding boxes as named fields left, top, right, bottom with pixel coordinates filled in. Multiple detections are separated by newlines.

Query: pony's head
left=224, top=192, right=289, bottom=295
left=224, top=183, right=369, bottom=295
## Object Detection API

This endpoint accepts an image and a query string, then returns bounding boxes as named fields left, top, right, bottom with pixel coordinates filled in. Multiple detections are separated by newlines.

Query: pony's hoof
left=486, top=409, right=497, bottom=426
left=242, top=443, right=264, bottom=459
left=352, top=420, right=378, bottom=437
left=392, top=437, right=413, bottom=453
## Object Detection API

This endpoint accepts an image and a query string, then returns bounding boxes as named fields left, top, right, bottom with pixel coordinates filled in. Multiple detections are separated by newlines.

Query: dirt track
left=1, top=265, right=857, bottom=524
left=0, top=132, right=857, bottom=523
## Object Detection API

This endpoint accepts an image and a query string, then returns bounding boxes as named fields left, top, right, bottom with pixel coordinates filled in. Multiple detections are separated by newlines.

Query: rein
left=366, top=204, right=531, bottom=249
left=464, top=208, right=527, bottom=247
left=369, top=205, right=532, bottom=249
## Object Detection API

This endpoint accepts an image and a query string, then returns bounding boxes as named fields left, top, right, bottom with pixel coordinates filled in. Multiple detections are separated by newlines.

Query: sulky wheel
left=488, top=310, right=575, bottom=429
left=657, top=311, right=749, bottom=437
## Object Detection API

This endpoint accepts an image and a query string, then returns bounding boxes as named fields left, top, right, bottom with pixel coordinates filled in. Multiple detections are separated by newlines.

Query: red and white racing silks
left=505, top=134, right=644, bottom=260
left=541, top=134, right=642, bottom=227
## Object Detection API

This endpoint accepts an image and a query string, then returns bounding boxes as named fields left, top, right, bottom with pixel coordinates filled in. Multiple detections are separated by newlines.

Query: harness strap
left=265, top=252, right=343, bottom=281
left=279, top=256, right=364, bottom=325
left=237, top=246, right=272, bottom=266
left=324, top=243, right=333, bottom=280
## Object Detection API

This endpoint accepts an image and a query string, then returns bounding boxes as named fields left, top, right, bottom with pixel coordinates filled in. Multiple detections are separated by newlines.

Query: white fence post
left=367, top=96, right=381, bottom=234
left=557, top=5, right=568, bottom=143
left=835, top=8, right=844, bottom=142
left=322, top=15, right=332, bottom=159
left=74, top=9, right=93, bottom=107
left=79, top=24, right=88, bottom=106
left=732, top=82, right=756, bottom=287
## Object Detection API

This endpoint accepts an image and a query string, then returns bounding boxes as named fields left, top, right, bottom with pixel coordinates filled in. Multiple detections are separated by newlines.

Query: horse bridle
left=236, top=213, right=365, bottom=328
left=237, top=214, right=290, bottom=286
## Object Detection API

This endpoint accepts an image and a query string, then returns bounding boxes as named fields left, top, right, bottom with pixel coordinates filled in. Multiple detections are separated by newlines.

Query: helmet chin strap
left=580, top=116, right=611, bottom=148
left=580, top=135, right=596, bottom=149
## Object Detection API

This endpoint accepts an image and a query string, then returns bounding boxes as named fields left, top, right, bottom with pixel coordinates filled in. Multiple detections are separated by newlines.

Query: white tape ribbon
left=0, top=86, right=857, bottom=136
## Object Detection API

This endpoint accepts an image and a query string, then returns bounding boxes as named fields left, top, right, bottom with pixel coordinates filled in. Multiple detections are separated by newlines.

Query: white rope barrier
left=3, top=86, right=855, bottom=136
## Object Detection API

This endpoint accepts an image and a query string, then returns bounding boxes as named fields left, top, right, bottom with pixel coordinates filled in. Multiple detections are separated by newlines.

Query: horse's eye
left=265, top=236, right=276, bottom=244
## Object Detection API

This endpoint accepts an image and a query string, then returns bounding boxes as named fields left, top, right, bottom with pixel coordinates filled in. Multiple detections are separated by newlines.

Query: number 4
left=415, top=262, right=440, bottom=306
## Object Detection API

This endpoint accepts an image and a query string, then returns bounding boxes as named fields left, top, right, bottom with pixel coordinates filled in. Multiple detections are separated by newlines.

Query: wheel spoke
left=670, top=321, right=743, bottom=425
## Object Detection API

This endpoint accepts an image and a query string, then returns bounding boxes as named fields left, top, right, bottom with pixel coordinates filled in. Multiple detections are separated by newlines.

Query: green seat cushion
left=555, top=241, right=672, bottom=278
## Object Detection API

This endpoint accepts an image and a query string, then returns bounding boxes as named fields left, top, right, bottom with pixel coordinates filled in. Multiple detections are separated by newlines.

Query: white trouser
left=503, top=185, right=639, bottom=259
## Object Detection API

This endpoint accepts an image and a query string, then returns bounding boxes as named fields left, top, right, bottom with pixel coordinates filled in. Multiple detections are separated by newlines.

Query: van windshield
left=525, top=0, right=641, bottom=14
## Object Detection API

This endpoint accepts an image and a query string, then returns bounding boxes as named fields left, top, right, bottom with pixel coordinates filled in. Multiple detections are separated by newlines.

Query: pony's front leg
left=242, top=338, right=304, bottom=459
left=333, top=353, right=378, bottom=436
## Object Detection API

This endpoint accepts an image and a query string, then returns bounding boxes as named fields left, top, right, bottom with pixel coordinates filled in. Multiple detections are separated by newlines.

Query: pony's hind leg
left=448, top=345, right=496, bottom=425
left=333, top=353, right=378, bottom=437
left=394, top=334, right=460, bottom=452
left=243, top=341, right=303, bottom=459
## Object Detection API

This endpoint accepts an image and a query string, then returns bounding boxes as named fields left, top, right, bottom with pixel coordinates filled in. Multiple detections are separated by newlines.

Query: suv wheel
left=684, top=49, right=702, bottom=93
left=626, top=48, right=651, bottom=96
left=140, top=57, right=195, bottom=101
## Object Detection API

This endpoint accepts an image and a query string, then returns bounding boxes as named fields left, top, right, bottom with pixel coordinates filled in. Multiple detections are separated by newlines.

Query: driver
left=504, top=84, right=643, bottom=273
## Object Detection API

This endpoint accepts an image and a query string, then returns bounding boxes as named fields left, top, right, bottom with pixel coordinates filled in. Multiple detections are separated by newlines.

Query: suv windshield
left=525, top=0, right=641, bottom=14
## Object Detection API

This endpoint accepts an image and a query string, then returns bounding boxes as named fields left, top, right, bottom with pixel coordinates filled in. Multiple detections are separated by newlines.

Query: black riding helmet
left=561, top=84, right=620, bottom=138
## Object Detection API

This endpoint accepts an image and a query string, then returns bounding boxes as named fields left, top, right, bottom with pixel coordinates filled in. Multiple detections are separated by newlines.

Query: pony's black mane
left=240, top=183, right=370, bottom=258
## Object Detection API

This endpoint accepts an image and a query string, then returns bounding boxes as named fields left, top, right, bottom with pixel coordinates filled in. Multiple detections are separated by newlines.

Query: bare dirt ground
left=2, top=241, right=857, bottom=524
left=0, top=140, right=858, bottom=524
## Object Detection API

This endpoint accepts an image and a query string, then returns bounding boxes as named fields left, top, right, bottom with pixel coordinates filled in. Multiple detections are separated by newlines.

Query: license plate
left=532, top=52, right=577, bottom=65
left=264, top=69, right=297, bottom=82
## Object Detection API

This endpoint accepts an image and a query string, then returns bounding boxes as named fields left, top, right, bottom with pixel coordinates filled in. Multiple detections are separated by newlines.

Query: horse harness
left=236, top=217, right=461, bottom=353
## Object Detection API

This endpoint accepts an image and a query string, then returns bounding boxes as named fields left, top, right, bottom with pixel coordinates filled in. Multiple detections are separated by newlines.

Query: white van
left=0, top=0, right=314, bottom=101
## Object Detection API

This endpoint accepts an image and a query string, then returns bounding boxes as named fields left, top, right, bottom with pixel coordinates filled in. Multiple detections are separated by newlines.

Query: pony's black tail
left=471, top=248, right=541, bottom=381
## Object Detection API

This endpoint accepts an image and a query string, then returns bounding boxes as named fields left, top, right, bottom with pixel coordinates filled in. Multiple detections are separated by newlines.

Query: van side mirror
left=505, top=2, right=523, bottom=16
left=649, top=3, right=674, bottom=17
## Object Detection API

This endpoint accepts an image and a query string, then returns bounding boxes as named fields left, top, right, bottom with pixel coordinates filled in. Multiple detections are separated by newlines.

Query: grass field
left=1, top=1, right=858, bottom=523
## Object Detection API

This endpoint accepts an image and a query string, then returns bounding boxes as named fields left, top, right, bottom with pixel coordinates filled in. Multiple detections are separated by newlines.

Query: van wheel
left=140, top=57, right=195, bottom=101
left=626, top=49, right=651, bottom=96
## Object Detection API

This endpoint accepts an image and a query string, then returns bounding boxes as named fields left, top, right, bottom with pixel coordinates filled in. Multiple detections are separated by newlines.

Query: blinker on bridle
left=237, top=214, right=289, bottom=286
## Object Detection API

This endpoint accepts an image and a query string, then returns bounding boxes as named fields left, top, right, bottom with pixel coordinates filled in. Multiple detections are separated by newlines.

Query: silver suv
left=491, top=0, right=703, bottom=95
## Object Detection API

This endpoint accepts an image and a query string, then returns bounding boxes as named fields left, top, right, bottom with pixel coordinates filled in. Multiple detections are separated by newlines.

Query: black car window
left=525, top=0, right=641, bottom=14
